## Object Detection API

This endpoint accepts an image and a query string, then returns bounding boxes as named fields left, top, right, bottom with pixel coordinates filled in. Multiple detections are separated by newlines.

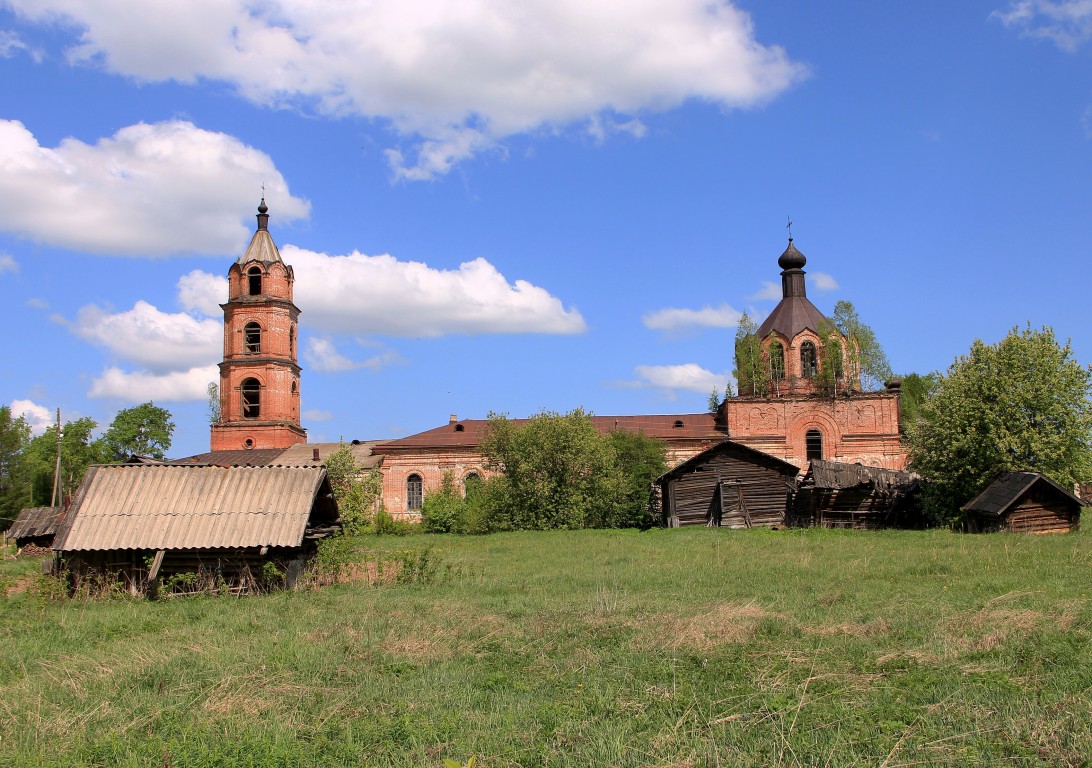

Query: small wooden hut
left=961, top=471, right=1082, bottom=534
left=658, top=440, right=800, bottom=528
left=54, top=463, right=341, bottom=595
left=789, top=460, right=920, bottom=529
left=6, top=506, right=65, bottom=553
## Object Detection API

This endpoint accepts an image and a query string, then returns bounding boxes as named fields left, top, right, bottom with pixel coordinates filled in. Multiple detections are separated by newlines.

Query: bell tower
left=210, top=199, right=306, bottom=451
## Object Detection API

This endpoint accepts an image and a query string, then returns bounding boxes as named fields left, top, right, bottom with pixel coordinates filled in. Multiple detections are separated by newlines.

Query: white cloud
left=750, top=281, right=782, bottom=301
left=177, top=269, right=226, bottom=316
left=811, top=272, right=839, bottom=291
left=10, top=399, right=53, bottom=434
left=8, top=0, right=807, bottom=179
left=304, top=338, right=404, bottom=373
left=68, top=300, right=221, bottom=373
left=642, top=303, right=742, bottom=332
left=0, top=29, right=41, bottom=61
left=303, top=409, right=333, bottom=422
left=632, top=363, right=730, bottom=398
left=26, top=298, right=48, bottom=309
left=288, top=246, right=586, bottom=336
left=0, top=119, right=309, bottom=255
left=993, top=0, right=1092, bottom=51
left=0, top=254, right=16, bottom=274
left=88, top=365, right=219, bottom=402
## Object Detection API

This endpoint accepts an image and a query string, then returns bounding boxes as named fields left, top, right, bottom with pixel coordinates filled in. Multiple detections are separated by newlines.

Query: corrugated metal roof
left=55, top=464, right=329, bottom=552
left=374, top=413, right=725, bottom=452
left=7, top=506, right=64, bottom=540
left=961, top=471, right=1081, bottom=516
left=169, top=448, right=288, bottom=466
left=170, top=442, right=383, bottom=470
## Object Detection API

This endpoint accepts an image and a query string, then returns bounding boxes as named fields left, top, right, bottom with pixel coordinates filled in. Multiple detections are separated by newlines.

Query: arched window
left=806, top=429, right=823, bottom=461
left=406, top=474, right=423, bottom=511
left=464, top=472, right=482, bottom=499
left=247, top=266, right=262, bottom=296
left=769, top=341, right=785, bottom=380
left=800, top=341, right=817, bottom=378
left=289, top=325, right=295, bottom=355
left=241, top=378, right=261, bottom=418
left=244, top=322, right=261, bottom=354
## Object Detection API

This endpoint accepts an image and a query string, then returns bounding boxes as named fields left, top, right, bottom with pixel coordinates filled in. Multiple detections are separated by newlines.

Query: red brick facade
left=210, top=201, right=306, bottom=451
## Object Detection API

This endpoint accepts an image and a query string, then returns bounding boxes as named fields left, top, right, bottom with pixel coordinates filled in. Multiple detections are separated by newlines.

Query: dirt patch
left=5, top=574, right=36, bottom=597
left=644, top=602, right=772, bottom=653
left=807, top=618, right=890, bottom=638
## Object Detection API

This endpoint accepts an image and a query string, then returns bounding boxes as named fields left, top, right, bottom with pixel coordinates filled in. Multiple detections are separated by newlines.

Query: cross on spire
left=786, top=215, right=793, bottom=241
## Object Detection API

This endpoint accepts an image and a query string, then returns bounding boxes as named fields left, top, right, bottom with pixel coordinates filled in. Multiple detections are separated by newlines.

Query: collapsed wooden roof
left=961, top=471, right=1081, bottom=517
left=54, top=464, right=337, bottom=552
left=801, top=460, right=917, bottom=492
left=6, top=506, right=64, bottom=540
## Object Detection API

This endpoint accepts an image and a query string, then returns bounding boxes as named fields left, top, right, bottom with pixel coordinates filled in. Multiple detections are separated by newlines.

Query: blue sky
left=2, top=0, right=1091, bottom=458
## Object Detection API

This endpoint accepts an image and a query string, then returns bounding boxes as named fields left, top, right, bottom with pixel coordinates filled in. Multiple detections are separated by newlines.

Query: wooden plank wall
left=665, top=450, right=794, bottom=528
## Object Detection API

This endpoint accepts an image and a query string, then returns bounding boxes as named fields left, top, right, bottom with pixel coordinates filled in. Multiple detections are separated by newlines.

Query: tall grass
left=1, top=525, right=1089, bottom=767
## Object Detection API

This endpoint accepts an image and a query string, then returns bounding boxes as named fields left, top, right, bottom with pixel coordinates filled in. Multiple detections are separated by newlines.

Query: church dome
left=778, top=239, right=806, bottom=270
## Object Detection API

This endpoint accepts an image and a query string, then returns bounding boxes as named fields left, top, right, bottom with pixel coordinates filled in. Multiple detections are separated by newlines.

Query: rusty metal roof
left=54, top=464, right=332, bottom=552
left=961, top=471, right=1081, bottom=517
left=373, top=413, right=725, bottom=452
left=170, top=441, right=383, bottom=470
left=7, top=506, right=64, bottom=540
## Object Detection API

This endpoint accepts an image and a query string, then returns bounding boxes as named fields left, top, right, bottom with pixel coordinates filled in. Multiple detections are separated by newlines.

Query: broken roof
left=804, top=460, right=917, bottom=491
left=6, top=506, right=64, bottom=540
left=54, top=464, right=336, bottom=552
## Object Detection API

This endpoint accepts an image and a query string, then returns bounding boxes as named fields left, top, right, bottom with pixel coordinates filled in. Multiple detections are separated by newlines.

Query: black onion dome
left=777, top=238, right=806, bottom=270
left=257, top=197, right=268, bottom=214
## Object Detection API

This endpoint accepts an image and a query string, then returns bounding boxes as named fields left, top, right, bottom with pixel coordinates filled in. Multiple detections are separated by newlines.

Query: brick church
left=189, top=202, right=906, bottom=518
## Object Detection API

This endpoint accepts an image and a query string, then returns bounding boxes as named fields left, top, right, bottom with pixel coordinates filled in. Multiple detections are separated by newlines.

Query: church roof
left=236, top=198, right=284, bottom=266
left=756, top=294, right=829, bottom=340
left=372, top=413, right=726, bottom=453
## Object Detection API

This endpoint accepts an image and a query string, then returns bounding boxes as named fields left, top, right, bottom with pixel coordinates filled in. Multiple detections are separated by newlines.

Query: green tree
left=707, top=386, right=720, bottom=414
left=101, top=402, right=176, bottom=461
left=207, top=382, right=221, bottom=424
left=421, top=470, right=467, bottom=533
left=26, top=417, right=106, bottom=503
left=908, top=325, right=1092, bottom=525
left=896, top=371, right=940, bottom=433
left=480, top=408, right=663, bottom=531
left=733, top=312, right=767, bottom=397
left=0, top=406, right=32, bottom=529
left=832, top=300, right=892, bottom=392
left=324, top=444, right=383, bottom=534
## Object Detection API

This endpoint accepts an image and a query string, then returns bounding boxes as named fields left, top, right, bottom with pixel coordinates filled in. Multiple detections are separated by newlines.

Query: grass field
left=1, top=525, right=1090, bottom=767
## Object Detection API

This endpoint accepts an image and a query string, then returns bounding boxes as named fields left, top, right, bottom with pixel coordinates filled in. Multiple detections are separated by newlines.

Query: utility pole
left=51, top=408, right=62, bottom=508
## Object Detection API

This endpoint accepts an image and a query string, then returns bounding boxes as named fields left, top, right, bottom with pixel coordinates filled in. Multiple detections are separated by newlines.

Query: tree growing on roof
left=100, top=402, right=175, bottom=461
left=908, top=325, right=1092, bottom=525
left=733, top=312, right=767, bottom=397
left=832, top=300, right=892, bottom=392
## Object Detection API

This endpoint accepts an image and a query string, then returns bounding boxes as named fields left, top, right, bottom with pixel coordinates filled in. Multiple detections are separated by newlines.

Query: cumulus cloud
left=67, top=300, right=221, bottom=373
left=302, top=409, right=333, bottom=422
left=0, top=29, right=40, bottom=61
left=177, top=269, right=226, bottom=316
left=750, top=281, right=782, bottom=301
left=7, top=0, right=807, bottom=179
left=632, top=363, right=730, bottom=398
left=304, top=338, right=404, bottom=373
left=0, top=119, right=308, bottom=255
left=811, top=272, right=839, bottom=291
left=0, top=254, right=16, bottom=274
left=88, top=365, right=219, bottom=402
left=642, top=303, right=742, bottom=332
left=993, top=0, right=1092, bottom=51
left=287, top=246, right=586, bottom=336
left=10, top=398, right=53, bottom=434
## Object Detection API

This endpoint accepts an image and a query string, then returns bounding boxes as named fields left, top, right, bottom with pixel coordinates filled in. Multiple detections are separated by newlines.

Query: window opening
left=805, top=429, right=823, bottom=461
left=241, top=378, right=261, bottom=419
left=244, top=322, right=261, bottom=354
left=464, top=472, right=482, bottom=499
left=406, top=474, right=423, bottom=511
left=247, top=266, right=262, bottom=296
left=673, top=420, right=684, bottom=428
left=289, top=325, right=295, bottom=356
left=454, top=423, right=465, bottom=432
left=769, top=341, right=785, bottom=380
left=800, top=341, right=817, bottom=378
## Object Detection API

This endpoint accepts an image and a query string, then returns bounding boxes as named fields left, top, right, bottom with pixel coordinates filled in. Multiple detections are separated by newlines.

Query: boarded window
left=406, top=474, right=423, bottom=511
left=247, top=266, right=262, bottom=296
left=769, top=341, right=785, bottom=380
left=800, top=341, right=817, bottom=378
left=241, top=378, right=260, bottom=418
left=244, top=322, right=261, bottom=354
left=806, top=429, right=823, bottom=461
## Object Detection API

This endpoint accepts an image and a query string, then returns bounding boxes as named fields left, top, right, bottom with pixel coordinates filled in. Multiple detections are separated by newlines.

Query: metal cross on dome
left=786, top=215, right=793, bottom=240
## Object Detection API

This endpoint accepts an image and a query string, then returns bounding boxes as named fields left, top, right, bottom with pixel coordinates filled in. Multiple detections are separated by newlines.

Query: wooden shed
left=5, top=506, right=64, bottom=553
left=658, top=440, right=800, bottom=528
left=54, top=464, right=341, bottom=595
left=961, top=471, right=1082, bottom=534
left=789, top=460, right=920, bottom=529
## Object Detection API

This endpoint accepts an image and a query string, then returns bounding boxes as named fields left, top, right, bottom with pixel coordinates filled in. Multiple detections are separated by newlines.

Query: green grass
left=1, top=525, right=1090, bottom=767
